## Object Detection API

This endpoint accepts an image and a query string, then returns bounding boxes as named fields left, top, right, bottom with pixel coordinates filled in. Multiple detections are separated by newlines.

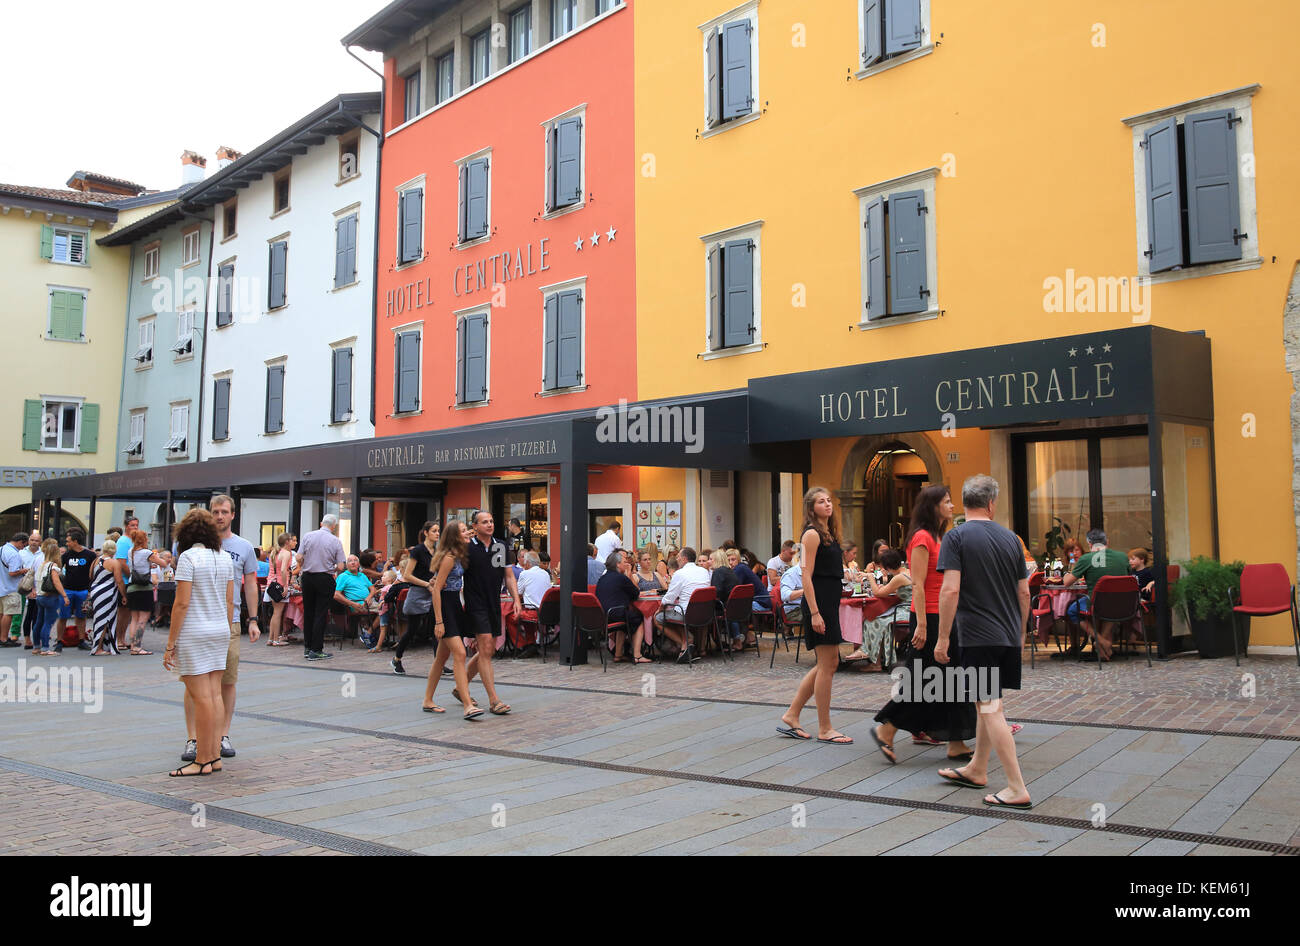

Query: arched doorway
left=0, top=505, right=29, bottom=542
left=838, top=434, right=944, bottom=552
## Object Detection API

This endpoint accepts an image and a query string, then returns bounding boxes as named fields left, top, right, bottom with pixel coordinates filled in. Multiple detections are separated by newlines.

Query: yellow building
left=634, top=0, right=1300, bottom=647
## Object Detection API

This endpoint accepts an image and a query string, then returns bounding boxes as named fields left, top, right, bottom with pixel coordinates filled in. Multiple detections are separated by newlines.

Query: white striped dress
left=172, top=545, right=235, bottom=676
left=88, top=557, right=119, bottom=654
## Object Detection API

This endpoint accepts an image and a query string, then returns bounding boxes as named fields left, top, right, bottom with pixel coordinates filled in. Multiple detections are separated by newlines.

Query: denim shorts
left=59, top=589, right=88, bottom=620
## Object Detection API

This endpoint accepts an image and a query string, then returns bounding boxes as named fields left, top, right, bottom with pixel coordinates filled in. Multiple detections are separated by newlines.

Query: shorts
left=222, top=623, right=240, bottom=686
left=126, top=588, right=153, bottom=612
left=465, top=605, right=501, bottom=640
left=59, top=589, right=88, bottom=620
left=1, top=592, right=21, bottom=617
left=955, top=645, right=1022, bottom=700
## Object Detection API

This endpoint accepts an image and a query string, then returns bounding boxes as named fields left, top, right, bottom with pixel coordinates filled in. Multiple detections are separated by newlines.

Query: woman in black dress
left=777, top=487, right=852, bottom=745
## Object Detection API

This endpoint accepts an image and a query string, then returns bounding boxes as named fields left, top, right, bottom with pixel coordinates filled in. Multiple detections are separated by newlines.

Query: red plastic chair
left=1026, top=570, right=1045, bottom=668
left=519, top=586, right=561, bottom=662
left=1089, top=575, right=1147, bottom=667
left=680, top=585, right=717, bottom=666
left=1230, top=563, right=1300, bottom=667
left=719, top=584, right=755, bottom=660
left=571, top=591, right=621, bottom=673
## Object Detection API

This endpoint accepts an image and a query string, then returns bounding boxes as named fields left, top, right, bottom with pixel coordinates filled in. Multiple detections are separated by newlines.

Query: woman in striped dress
left=89, top=541, right=126, bottom=656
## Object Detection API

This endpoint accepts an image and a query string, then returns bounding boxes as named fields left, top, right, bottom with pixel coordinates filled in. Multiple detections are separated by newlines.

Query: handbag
left=40, top=563, right=56, bottom=595
left=267, top=579, right=284, bottom=602
left=18, top=571, right=34, bottom=595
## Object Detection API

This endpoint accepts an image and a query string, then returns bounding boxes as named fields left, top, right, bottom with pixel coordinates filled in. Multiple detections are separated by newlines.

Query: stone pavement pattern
left=1, top=629, right=1296, bottom=855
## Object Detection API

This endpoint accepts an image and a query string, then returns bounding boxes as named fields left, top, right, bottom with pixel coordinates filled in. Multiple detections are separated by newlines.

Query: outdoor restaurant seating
left=571, top=591, right=617, bottom=673
left=1230, top=562, right=1300, bottom=667
left=1085, top=574, right=1147, bottom=667
left=680, top=585, right=718, bottom=669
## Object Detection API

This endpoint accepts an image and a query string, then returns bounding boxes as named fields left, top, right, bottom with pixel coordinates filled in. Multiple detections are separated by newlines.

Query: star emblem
left=1102, top=343, right=1111, bottom=353
left=590, top=231, right=600, bottom=247
left=1085, top=346, right=1095, bottom=355
left=606, top=226, right=617, bottom=243
left=574, top=237, right=584, bottom=252
left=1067, top=348, right=1077, bottom=357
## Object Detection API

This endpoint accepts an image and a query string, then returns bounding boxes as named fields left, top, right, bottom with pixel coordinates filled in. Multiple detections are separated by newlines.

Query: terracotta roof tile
left=67, top=170, right=147, bottom=193
left=0, top=183, right=122, bottom=205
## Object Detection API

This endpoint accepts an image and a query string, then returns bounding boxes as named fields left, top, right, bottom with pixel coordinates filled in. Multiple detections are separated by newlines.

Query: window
left=435, top=52, right=454, bottom=103
left=173, top=307, right=195, bottom=356
left=339, top=132, right=360, bottom=181
left=545, top=112, right=584, bottom=213
left=703, top=7, right=757, bottom=130
left=393, top=329, right=421, bottom=413
left=222, top=200, right=237, bottom=239
left=551, top=0, right=577, bottom=39
left=456, top=313, right=489, bottom=404
left=542, top=286, right=583, bottom=391
left=403, top=69, right=421, bottom=122
left=331, top=347, right=354, bottom=423
left=856, top=169, right=938, bottom=323
left=215, top=263, right=235, bottom=326
left=41, top=226, right=88, bottom=265
left=22, top=399, right=97, bottom=454
left=471, top=29, right=491, bottom=84
left=509, top=5, right=532, bottom=63
left=595, top=0, right=622, bottom=12
left=212, top=377, right=231, bottom=441
left=860, top=0, right=930, bottom=71
left=133, top=318, right=154, bottom=367
left=705, top=232, right=758, bottom=353
left=260, top=522, right=286, bottom=549
left=334, top=213, right=359, bottom=288
left=125, top=410, right=145, bottom=462
left=268, top=240, right=288, bottom=309
left=273, top=169, right=290, bottom=214
left=457, top=156, right=490, bottom=244
left=182, top=227, right=201, bottom=266
left=398, top=186, right=423, bottom=265
left=265, top=364, right=285, bottom=434
left=46, top=288, right=87, bottom=341
left=143, top=244, right=160, bottom=280
left=166, top=403, right=189, bottom=456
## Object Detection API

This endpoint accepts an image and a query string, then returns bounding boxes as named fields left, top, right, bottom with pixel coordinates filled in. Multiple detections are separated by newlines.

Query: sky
left=1, top=0, right=385, bottom=193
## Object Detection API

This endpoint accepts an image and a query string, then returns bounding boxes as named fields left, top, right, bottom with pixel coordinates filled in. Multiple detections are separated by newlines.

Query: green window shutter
left=79, top=403, right=99, bottom=453
left=22, top=400, right=42, bottom=450
left=69, top=292, right=86, bottom=339
left=48, top=290, right=83, bottom=340
left=40, top=225, right=54, bottom=260
left=48, top=291, right=67, bottom=339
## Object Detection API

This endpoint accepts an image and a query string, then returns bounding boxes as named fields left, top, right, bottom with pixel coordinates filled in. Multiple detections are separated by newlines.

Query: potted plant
left=1169, top=556, right=1248, bottom=658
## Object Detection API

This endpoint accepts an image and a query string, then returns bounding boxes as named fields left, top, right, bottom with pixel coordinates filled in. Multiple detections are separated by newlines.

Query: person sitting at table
left=842, top=540, right=861, bottom=580
left=845, top=548, right=912, bottom=668
left=368, top=570, right=398, bottom=652
left=334, top=555, right=377, bottom=643
left=358, top=549, right=383, bottom=583
left=596, top=552, right=646, bottom=663
left=779, top=561, right=804, bottom=632
left=514, top=550, right=552, bottom=657
left=1061, top=528, right=1131, bottom=660
left=586, top=544, right=604, bottom=586
left=1062, top=538, right=1084, bottom=570
left=698, top=549, right=713, bottom=571
left=1128, top=547, right=1156, bottom=602
left=870, top=539, right=889, bottom=566
left=655, top=547, right=710, bottom=663
left=635, top=549, right=667, bottom=593
left=729, top=548, right=770, bottom=610
left=709, top=548, right=742, bottom=650
left=657, top=554, right=673, bottom=585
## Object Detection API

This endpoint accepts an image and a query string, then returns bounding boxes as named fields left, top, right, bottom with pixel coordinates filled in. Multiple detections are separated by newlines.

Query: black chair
left=771, top=602, right=804, bottom=667
left=572, top=592, right=619, bottom=673
left=325, top=598, right=366, bottom=649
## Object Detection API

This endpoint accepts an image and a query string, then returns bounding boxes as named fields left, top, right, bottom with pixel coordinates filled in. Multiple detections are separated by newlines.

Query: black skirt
left=874, top=611, right=977, bottom=742
left=802, top=575, right=843, bottom=648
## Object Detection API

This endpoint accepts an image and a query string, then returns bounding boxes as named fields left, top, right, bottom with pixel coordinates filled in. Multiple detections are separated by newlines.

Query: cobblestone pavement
left=1, top=628, right=1296, bottom=855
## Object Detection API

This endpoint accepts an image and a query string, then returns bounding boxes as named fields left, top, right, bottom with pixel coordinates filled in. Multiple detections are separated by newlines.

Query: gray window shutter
left=216, top=264, right=234, bottom=326
left=466, top=159, right=489, bottom=239
left=455, top=319, right=466, bottom=403
left=543, top=293, right=558, bottom=390
left=213, top=379, right=230, bottom=440
left=707, top=243, right=723, bottom=350
left=887, top=189, right=928, bottom=315
left=1184, top=108, right=1242, bottom=265
left=1144, top=117, right=1184, bottom=273
left=706, top=28, right=720, bottom=128
left=884, top=0, right=922, bottom=56
left=400, top=189, right=422, bottom=263
left=723, top=239, right=754, bottom=347
left=458, top=164, right=469, bottom=243
left=265, top=366, right=284, bottom=433
left=555, top=117, right=583, bottom=208
left=721, top=21, right=752, bottom=121
left=465, top=314, right=488, bottom=401
left=863, top=195, right=886, bottom=320
left=557, top=289, right=583, bottom=387
left=862, top=0, right=882, bottom=66
left=335, top=215, right=357, bottom=288
left=332, top=348, right=352, bottom=423
left=268, top=241, right=287, bottom=309
left=545, top=125, right=557, bottom=212
left=397, top=332, right=420, bottom=413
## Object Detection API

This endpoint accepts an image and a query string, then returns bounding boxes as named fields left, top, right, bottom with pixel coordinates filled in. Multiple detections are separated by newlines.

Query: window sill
left=1142, top=256, right=1262, bottom=285
left=262, top=429, right=288, bottom=437
left=337, top=173, right=362, bottom=187
left=173, top=353, right=195, bottom=364
left=211, top=438, right=231, bottom=445
left=270, top=206, right=291, bottom=220
left=268, top=304, right=289, bottom=314
left=853, top=307, right=941, bottom=331
left=856, top=44, right=935, bottom=80
left=456, top=234, right=491, bottom=252
left=165, top=452, right=190, bottom=461
left=394, top=257, right=424, bottom=273
left=701, top=111, right=761, bottom=139
left=134, top=362, right=153, bottom=372
left=38, top=448, right=79, bottom=455
left=141, top=274, right=160, bottom=284
left=182, top=258, right=202, bottom=269
left=391, top=410, right=423, bottom=419
left=49, top=259, right=89, bottom=267
left=126, top=457, right=144, bottom=464
left=44, top=335, right=87, bottom=344
left=327, top=418, right=357, bottom=427
left=700, top=342, right=762, bottom=360
left=220, top=233, right=237, bottom=244
left=214, top=320, right=234, bottom=330
left=454, top=400, right=490, bottom=411
left=542, top=201, right=585, bottom=221
left=539, top=384, right=587, bottom=397
left=331, top=280, right=361, bottom=292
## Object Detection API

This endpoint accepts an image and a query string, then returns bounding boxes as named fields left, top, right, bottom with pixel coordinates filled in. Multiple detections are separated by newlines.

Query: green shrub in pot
left=1170, top=557, right=1247, bottom=658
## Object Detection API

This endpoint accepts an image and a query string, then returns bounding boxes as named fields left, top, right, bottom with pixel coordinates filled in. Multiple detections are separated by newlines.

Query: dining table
left=837, top=593, right=901, bottom=646
left=631, top=594, right=662, bottom=645
left=1037, top=583, right=1089, bottom=654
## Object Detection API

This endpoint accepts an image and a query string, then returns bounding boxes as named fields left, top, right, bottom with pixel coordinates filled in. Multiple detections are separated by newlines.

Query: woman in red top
left=871, top=485, right=976, bottom=764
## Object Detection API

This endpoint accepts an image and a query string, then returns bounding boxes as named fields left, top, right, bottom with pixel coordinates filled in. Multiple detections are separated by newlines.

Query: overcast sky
left=2, top=0, right=384, bottom=192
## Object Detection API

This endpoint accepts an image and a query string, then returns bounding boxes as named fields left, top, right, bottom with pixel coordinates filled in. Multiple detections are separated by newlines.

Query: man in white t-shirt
left=594, top=521, right=623, bottom=563
left=655, top=547, right=711, bottom=663
left=767, top=540, right=796, bottom=588
left=517, top=551, right=552, bottom=611
left=0, top=534, right=28, bottom=646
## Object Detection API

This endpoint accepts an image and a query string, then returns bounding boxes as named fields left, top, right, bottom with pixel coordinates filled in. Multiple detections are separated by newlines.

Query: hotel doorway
left=490, top=481, right=549, bottom=558
left=860, top=441, right=934, bottom=551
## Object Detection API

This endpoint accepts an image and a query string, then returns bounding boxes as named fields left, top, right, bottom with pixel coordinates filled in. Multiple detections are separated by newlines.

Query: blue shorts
left=1066, top=596, right=1091, bottom=622
left=59, top=589, right=88, bottom=620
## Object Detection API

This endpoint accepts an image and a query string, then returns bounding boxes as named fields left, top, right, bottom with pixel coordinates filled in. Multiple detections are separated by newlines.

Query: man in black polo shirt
left=462, top=511, right=521, bottom=716
left=57, top=529, right=94, bottom=651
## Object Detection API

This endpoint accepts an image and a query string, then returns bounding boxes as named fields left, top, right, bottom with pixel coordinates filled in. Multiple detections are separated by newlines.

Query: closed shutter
left=265, top=366, right=285, bottom=433
left=723, top=240, right=754, bottom=347
left=862, top=0, right=883, bottom=66
left=79, top=403, right=99, bottom=453
left=464, top=314, right=488, bottom=402
left=706, top=28, right=721, bottom=128
left=721, top=21, right=752, bottom=121
left=268, top=241, right=287, bottom=309
left=22, top=400, right=42, bottom=451
left=884, top=0, right=922, bottom=56
left=40, top=225, right=54, bottom=260
left=1185, top=109, right=1242, bottom=265
left=49, top=290, right=71, bottom=339
left=863, top=195, right=886, bottom=320
left=396, top=332, right=420, bottom=413
left=1144, top=117, right=1184, bottom=273
left=212, top=379, right=231, bottom=441
left=400, top=190, right=422, bottom=264
left=887, top=189, right=928, bottom=314
left=216, top=264, right=234, bottom=326
left=543, top=293, right=559, bottom=390
left=332, top=348, right=353, bottom=423
left=557, top=289, right=583, bottom=387
left=458, top=164, right=469, bottom=242
left=546, top=125, right=557, bottom=212
left=466, top=159, right=489, bottom=240
left=555, top=117, right=583, bottom=208
left=335, top=214, right=357, bottom=287
left=707, top=243, right=723, bottom=350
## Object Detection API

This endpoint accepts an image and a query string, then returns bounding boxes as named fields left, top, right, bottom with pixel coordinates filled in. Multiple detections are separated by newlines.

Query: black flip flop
left=947, top=751, right=974, bottom=762
left=938, top=767, right=986, bottom=789
left=871, top=726, right=897, bottom=764
left=983, top=792, right=1032, bottom=810
left=776, top=725, right=811, bottom=740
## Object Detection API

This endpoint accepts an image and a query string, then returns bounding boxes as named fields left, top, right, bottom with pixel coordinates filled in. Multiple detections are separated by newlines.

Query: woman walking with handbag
left=422, top=520, right=483, bottom=720
left=266, top=532, right=295, bottom=646
left=89, top=541, right=128, bottom=655
left=32, top=539, right=67, bottom=657
left=123, top=531, right=162, bottom=655
left=391, top=522, right=439, bottom=675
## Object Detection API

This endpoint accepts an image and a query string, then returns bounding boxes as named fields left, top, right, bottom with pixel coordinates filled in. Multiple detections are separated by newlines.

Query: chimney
left=215, top=145, right=243, bottom=170
left=181, top=150, right=207, bottom=186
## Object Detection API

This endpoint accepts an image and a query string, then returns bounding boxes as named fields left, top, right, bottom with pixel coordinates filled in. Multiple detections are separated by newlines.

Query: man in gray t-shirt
left=934, top=475, right=1032, bottom=812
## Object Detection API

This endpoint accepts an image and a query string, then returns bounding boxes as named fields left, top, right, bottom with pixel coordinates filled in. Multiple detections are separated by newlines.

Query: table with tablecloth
left=1035, top=584, right=1088, bottom=647
left=837, top=594, right=900, bottom=646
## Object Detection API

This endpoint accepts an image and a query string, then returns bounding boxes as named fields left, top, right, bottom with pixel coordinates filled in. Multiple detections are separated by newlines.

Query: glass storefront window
left=1100, top=436, right=1152, bottom=554
left=325, top=480, right=353, bottom=553
left=1024, top=439, right=1091, bottom=559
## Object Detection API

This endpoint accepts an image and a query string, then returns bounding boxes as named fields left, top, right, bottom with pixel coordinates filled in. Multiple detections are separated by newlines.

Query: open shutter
left=79, top=403, right=99, bottom=453
left=557, top=290, right=583, bottom=387
left=332, top=348, right=353, bottom=422
left=458, top=164, right=469, bottom=242
left=862, top=0, right=883, bottom=66
left=48, top=290, right=68, bottom=339
left=397, top=332, right=420, bottom=412
left=722, top=239, right=754, bottom=347
left=466, top=159, right=489, bottom=239
left=335, top=215, right=357, bottom=286
left=268, top=242, right=287, bottom=309
left=400, top=190, right=422, bottom=263
left=265, top=366, right=284, bottom=433
left=887, top=190, right=927, bottom=314
left=40, top=224, right=54, bottom=260
left=707, top=243, right=723, bottom=350
left=543, top=293, right=559, bottom=390
left=213, top=379, right=230, bottom=441
left=721, top=21, right=752, bottom=120
left=706, top=28, right=721, bottom=128
left=545, top=125, right=557, bottom=212
left=22, top=400, right=42, bottom=451
left=1184, top=109, right=1242, bottom=265
left=465, top=314, right=488, bottom=401
left=69, top=292, right=85, bottom=339
left=863, top=195, right=886, bottom=320
left=216, top=264, right=234, bottom=326
left=884, top=0, right=922, bottom=56
left=1144, top=117, right=1184, bottom=273
left=555, top=117, right=583, bottom=208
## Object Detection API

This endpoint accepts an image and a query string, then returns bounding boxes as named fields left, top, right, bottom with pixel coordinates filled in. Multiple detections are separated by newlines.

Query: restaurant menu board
left=635, top=501, right=682, bottom=556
